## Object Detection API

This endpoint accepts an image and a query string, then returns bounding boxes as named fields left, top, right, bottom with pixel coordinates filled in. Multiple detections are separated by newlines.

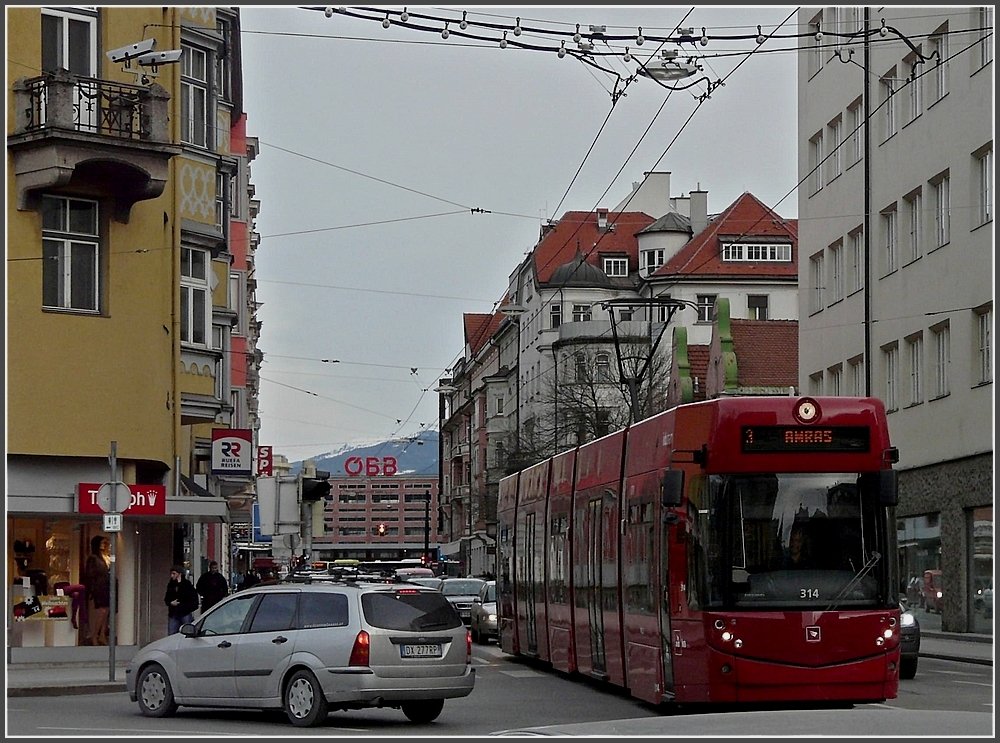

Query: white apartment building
left=797, top=7, right=993, bottom=633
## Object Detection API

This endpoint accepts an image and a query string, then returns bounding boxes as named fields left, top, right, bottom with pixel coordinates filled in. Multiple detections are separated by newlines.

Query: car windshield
left=361, top=590, right=463, bottom=631
left=442, top=579, right=485, bottom=596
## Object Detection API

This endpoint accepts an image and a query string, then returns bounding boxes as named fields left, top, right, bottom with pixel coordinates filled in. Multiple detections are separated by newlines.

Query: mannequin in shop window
left=83, top=535, right=111, bottom=645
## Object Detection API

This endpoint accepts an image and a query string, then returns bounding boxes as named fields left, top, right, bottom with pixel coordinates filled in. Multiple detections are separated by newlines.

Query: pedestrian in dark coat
left=195, top=561, right=229, bottom=613
left=164, top=566, right=199, bottom=634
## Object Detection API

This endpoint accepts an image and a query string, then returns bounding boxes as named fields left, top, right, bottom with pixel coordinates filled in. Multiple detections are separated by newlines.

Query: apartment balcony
left=556, top=319, right=652, bottom=344
left=8, top=70, right=181, bottom=223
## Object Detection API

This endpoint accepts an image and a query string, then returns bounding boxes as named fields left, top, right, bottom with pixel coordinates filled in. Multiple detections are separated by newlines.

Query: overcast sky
left=239, top=5, right=801, bottom=462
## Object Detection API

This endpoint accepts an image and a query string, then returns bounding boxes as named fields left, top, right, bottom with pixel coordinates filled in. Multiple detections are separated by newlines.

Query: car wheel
left=284, top=669, right=328, bottom=727
left=900, top=657, right=918, bottom=680
left=136, top=663, right=178, bottom=718
left=401, top=698, right=445, bottom=724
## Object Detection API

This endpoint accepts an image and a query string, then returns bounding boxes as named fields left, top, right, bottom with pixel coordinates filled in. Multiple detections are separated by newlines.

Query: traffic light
left=300, top=470, right=332, bottom=501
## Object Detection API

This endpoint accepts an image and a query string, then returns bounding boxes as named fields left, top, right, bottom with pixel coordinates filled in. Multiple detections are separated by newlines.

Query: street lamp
left=636, top=50, right=700, bottom=82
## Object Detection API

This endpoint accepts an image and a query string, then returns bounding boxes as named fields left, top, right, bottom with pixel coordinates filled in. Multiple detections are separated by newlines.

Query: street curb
left=7, top=683, right=126, bottom=697
left=919, top=652, right=992, bottom=666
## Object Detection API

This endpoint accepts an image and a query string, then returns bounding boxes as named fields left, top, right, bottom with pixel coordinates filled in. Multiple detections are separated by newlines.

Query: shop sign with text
left=77, top=483, right=167, bottom=515
left=212, top=428, right=253, bottom=476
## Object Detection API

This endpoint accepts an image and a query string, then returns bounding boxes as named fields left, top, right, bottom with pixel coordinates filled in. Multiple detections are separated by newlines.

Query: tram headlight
left=883, top=628, right=894, bottom=639
left=721, top=630, right=733, bottom=642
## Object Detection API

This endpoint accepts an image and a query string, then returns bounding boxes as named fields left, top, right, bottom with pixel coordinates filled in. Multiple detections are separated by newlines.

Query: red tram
left=497, top=396, right=902, bottom=706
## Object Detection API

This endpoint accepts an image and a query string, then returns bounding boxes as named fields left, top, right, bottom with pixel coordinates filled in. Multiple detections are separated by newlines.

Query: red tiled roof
left=533, top=211, right=656, bottom=284
left=730, top=319, right=799, bottom=388
left=653, top=192, right=798, bottom=279
left=464, top=312, right=502, bottom=355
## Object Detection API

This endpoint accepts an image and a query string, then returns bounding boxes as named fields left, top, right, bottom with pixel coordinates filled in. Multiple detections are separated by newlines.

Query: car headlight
left=900, top=611, right=916, bottom=627
left=488, top=613, right=497, bottom=622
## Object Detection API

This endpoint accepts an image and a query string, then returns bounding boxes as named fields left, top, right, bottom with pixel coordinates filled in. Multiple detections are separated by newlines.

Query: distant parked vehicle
left=440, top=578, right=486, bottom=625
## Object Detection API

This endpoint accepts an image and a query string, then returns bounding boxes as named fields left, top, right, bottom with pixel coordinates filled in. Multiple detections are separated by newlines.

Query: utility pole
left=108, top=442, right=118, bottom=682
left=423, top=490, right=431, bottom=566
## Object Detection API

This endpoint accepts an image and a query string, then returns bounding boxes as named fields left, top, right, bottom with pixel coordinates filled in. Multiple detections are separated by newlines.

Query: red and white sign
left=257, top=445, right=273, bottom=477
left=344, top=456, right=397, bottom=477
left=78, top=483, right=167, bottom=515
left=212, top=428, right=253, bottom=476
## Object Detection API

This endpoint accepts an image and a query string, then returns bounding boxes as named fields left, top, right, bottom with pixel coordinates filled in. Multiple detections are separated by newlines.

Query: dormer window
left=603, top=257, right=628, bottom=277
left=641, top=248, right=665, bottom=276
left=597, top=208, right=609, bottom=231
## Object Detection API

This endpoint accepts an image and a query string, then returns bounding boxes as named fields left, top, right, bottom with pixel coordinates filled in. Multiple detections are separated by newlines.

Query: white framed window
left=810, top=253, right=824, bottom=313
left=826, top=116, right=842, bottom=182
left=654, top=294, right=672, bottom=322
left=829, top=240, right=844, bottom=302
left=809, top=372, right=824, bottom=396
left=976, top=146, right=993, bottom=226
left=932, top=322, right=950, bottom=398
left=181, top=44, right=208, bottom=147
left=977, top=7, right=993, bottom=69
left=572, top=304, right=591, bottom=322
left=41, top=7, right=96, bottom=75
left=809, top=130, right=824, bottom=195
left=696, top=294, right=717, bottom=322
left=848, top=356, right=864, bottom=396
left=495, top=396, right=505, bottom=415
left=41, top=195, right=100, bottom=312
left=550, top=302, right=562, bottom=329
left=932, top=173, right=951, bottom=248
left=849, top=227, right=864, bottom=293
left=929, top=26, right=948, bottom=102
left=181, top=246, right=210, bottom=346
left=883, top=343, right=899, bottom=412
left=880, top=71, right=896, bottom=141
left=216, top=14, right=233, bottom=101
left=906, top=333, right=923, bottom=406
left=748, top=295, right=768, bottom=320
left=215, top=171, right=226, bottom=232
left=722, top=242, right=792, bottom=262
left=904, top=190, right=922, bottom=264
left=881, top=205, right=897, bottom=274
left=596, top=353, right=612, bottom=382
left=641, top=248, right=665, bottom=276
left=975, top=306, right=992, bottom=384
left=905, top=55, right=923, bottom=123
left=827, top=364, right=842, bottom=396
left=603, top=257, right=628, bottom=277
left=848, top=98, right=863, bottom=166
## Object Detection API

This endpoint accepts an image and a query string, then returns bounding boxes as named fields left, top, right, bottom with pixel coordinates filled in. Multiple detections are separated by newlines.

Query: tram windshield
left=691, top=473, right=893, bottom=610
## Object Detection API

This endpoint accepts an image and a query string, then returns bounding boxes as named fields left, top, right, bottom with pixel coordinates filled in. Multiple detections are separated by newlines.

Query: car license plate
left=401, top=643, right=442, bottom=658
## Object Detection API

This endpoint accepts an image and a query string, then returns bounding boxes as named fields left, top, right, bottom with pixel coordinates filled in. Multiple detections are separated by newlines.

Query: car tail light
left=466, top=628, right=472, bottom=661
left=349, top=630, right=370, bottom=667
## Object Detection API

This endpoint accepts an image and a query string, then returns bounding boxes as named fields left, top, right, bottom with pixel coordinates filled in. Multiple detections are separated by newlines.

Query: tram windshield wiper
left=825, top=551, right=881, bottom=611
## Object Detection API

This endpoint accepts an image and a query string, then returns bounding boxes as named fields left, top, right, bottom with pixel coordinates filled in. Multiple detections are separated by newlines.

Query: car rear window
left=361, top=590, right=463, bottom=631
left=299, top=592, right=349, bottom=629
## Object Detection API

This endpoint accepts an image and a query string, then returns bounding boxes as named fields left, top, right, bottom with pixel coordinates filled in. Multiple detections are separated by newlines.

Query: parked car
left=439, top=578, right=486, bottom=625
left=469, top=580, right=497, bottom=644
left=126, top=580, right=474, bottom=727
left=405, top=576, right=444, bottom=590
left=899, top=600, right=920, bottom=679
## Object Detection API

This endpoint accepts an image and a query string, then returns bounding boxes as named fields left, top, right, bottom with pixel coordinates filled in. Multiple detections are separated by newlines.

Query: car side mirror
left=180, top=623, right=197, bottom=637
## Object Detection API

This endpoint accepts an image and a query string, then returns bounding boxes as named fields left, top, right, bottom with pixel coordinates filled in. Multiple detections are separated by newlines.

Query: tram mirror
left=661, top=470, right=683, bottom=507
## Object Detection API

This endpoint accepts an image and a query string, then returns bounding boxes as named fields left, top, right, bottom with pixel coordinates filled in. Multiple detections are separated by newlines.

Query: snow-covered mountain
left=291, top=430, right=439, bottom=478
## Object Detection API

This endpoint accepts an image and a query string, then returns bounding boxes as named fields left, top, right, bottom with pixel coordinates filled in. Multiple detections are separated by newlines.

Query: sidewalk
left=5, top=631, right=992, bottom=698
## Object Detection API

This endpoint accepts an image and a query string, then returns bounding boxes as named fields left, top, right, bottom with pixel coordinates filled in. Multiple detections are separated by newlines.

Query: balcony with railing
left=8, top=70, right=181, bottom=222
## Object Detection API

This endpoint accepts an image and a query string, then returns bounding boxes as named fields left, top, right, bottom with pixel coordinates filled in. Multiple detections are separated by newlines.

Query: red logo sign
left=344, top=456, right=397, bottom=477
left=77, top=483, right=167, bottom=515
left=257, top=445, right=273, bottom=477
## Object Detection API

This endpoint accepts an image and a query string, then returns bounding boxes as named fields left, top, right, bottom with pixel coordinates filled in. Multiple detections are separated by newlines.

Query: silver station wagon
left=126, top=578, right=475, bottom=727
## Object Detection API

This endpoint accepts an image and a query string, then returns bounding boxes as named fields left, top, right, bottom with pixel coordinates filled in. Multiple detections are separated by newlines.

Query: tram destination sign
left=742, top=426, right=870, bottom=453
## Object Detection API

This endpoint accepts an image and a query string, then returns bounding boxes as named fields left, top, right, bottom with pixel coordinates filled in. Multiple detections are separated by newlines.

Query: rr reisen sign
left=78, top=483, right=167, bottom=515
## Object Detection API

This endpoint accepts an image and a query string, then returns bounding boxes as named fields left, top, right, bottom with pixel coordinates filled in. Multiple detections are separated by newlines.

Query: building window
left=41, top=7, right=96, bottom=75
left=810, top=253, right=824, bottom=313
left=848, top=98, right=863, bottom=166
left=932, top=173, right=951, bottom=248
left=572, top=304, right=591, bottom=322
left=216, top=15, right=233, bottom=101
left=929, top=25, right=948, bottom=102
left=641, top=248, right=665, bottom=275
left=550, top=302, right=562, bottom=329
left=880, top=71, right=896, bottom=141
left=932, top=322, right=950, bottom=398
left=809, top=130, right=824, bottom=195
left=975, top=306, right=992, bottom=385
left=181, top=247, right=210, bottom=346
left=574, top=352, right=587, bottom=383
left=808, top=11, right=824, bottom=77
left=826, top=116, right=842, bottom=182
left=848, top=356, right=865, bottom=396
left=748, top=295, right=768, bottom=320
left=809, top=372, right=823, bottom=396
left=883, top=343, right=899, bottom=412
left=215, top=171, right=227, bottom=232
left=904, top=189, right=922, bottom=264
left=978, top=7, right=993, bottom=69
left=849, top=227, right=864, bottom=293
left=596, top=353, right=612, bottom=382
left=829, top=240, right=844, bottom=302
left=905, top=55, right=922, bottom=124
left=881, top=205, right=897, bottom=274
left=906, top=333, right=923, bottom=406
left=495, top=396, right=504, bottom=415
left=619, top=308, right=633, bottom=321
left=827, top=364, right=842, bottom=396
left=722, top=243, right=792, bottom=262
left=41, top=196, right=100, bottom=312
left=603, top=257, right=628, bottom=277
left=696, top=294, right=716, bottom=323
left=976, top=146, right=993, bottom=226
left=181, top=44, right=208, bottom=147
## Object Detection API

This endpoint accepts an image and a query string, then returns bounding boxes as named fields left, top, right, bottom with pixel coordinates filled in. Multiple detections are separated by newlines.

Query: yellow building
left=6, top=6, right=260, bottom=657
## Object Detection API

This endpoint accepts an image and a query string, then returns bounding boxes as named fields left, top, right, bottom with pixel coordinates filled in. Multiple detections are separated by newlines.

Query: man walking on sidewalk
left=196, top=561, right=229, bottom=614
